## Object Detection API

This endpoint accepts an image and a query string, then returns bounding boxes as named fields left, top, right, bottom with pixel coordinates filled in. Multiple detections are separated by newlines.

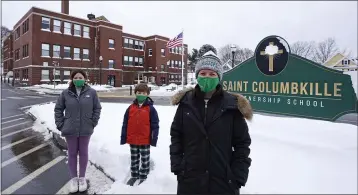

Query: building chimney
left=61, top=0, right=69, bottom=14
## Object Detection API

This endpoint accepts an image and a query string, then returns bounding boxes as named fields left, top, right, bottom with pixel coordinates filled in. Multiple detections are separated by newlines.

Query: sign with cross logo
left=221, top=35, right=357, bottom=121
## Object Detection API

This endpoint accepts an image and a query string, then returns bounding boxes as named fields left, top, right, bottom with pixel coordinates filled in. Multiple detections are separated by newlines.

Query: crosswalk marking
left=2, top=114, right=25, bottom=120
left=2, top=142, right=50, bottom=168
left=1, top=135, right=37, bottom=150
left=1, top=118, right=25, bottom=125
left=1, top=127, right=32, bottom=138
left=1, top=121, right=32, bottom=131
left=1, top=155, right=66, bottom=194
left=7, top=97, right=26, bottom=100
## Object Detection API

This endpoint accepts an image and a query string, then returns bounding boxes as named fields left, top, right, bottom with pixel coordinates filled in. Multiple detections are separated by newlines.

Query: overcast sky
left=2, top=1, right=357, bottom=56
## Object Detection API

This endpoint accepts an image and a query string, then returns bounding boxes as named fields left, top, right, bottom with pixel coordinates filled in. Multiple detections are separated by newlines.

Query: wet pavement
left=1, top=83, right=112, bottom=194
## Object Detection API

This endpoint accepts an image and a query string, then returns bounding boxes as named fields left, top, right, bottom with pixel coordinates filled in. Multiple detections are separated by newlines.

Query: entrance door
left=107, top=75, right=115, bottom=86
left=160, top=77, right=166, bottom=85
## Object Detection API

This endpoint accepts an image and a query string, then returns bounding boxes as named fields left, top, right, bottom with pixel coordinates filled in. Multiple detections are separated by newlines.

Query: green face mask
left=136, top=94, right=148, bottom=103
left=197, top=77, right=219, bottom=93
left=73, top=79, right=85, bottom=87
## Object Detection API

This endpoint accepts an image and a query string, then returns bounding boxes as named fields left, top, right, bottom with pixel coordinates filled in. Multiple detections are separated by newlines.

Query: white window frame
left=64, top=22, right=72, bottom=35
left=64, top=70, right=71, bottom=81
left=41, top=44, right=50, bottom=57
left=109, top=39, right=115, bottom=49
left=53, top=20, right=61, bottom=33
left=108, top=60, right=114, bottom=69
left=41, top=70, right=50, bottom=80
left=41, top=17, right=50, bottom=31
left=73, top=48, right=80, bottom=60
left=124, top=56, right=129, bottom=65
left=64, top=46, right=71, bottom=59
left=139, top=41, right=144, bottom=50
left=83, top=26, right=90, bottom=38
left=161, top=48, right=165, bottom=57
left=128, top=56, right=133, bottom=65
left=53, top=45, right=61, bottom=58
left=148, top=49, right=152, bottom=56
left=139, top=57, right=143, bottom=66
left=83, top=49, right=89, bottom=60
left=74, top=24, right=81, bottom=37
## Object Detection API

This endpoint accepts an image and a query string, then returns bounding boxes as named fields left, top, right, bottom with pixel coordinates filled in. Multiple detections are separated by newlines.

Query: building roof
left=95, top=15, right=110, bottom=22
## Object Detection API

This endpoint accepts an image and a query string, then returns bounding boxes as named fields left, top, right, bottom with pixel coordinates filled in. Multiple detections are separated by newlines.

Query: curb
left=25, top=107, right=116, bottom=183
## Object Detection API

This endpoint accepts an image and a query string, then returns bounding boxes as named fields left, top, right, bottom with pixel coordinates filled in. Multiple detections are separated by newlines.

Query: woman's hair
left=69, top=70, right=88, bottom=88
left=70, top=70, right=87, bottom=80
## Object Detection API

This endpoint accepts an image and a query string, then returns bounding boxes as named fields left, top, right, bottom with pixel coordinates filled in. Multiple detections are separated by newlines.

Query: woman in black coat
left=169, top=52, right=252, bottom=195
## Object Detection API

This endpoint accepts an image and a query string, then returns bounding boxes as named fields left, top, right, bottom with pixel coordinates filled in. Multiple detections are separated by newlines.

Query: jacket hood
left=171, top=87, right=253, bottom=121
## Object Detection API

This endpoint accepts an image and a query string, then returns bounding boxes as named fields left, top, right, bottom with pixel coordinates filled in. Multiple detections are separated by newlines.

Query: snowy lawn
left=27, top=102, right=357, bottom=194
left=150, top=83, right=196, bottom=96
left=19, top=83, right=119, bottom=94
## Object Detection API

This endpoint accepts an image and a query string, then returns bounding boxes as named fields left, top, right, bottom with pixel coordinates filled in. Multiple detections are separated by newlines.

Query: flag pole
left=181, top=29, right=184, bottom=89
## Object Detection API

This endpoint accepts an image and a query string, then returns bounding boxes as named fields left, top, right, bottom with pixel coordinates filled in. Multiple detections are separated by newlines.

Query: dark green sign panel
left=222, top=35, right=358, bottom=121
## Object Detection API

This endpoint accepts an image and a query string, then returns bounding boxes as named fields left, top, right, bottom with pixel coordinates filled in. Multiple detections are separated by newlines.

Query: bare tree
left=290, top=41, right=315, bottom=60
left=218, top=44, right=254, bottom=65
left=312, top=37, right=339, bottom=64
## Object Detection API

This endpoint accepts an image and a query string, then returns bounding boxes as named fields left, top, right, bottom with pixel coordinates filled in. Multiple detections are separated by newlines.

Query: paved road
left=1, top=83, right=112, bottom=194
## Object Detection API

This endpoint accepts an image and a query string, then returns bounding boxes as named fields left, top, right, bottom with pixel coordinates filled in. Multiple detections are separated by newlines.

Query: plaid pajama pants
left=130, top=144, right=151, bottom=179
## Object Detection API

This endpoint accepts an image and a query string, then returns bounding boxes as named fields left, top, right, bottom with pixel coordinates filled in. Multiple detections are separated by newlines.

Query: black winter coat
left=170, top=85, right=252, bottom=195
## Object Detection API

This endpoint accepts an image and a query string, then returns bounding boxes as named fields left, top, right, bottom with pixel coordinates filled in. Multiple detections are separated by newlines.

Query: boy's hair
left=134, top=83, right=150, bottom=95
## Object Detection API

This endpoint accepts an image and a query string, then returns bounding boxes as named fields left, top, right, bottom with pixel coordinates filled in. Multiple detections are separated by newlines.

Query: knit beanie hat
left=195, top=51, right=223, bottom=81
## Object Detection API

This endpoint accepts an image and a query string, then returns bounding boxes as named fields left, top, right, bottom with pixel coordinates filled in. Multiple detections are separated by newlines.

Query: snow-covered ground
left=28, top=102, right=357, bottom=194
left=19, top=83, right=117, bottom=95
left=344, top=71, right=358, bottom=97
left=150, top=83, right=196, bottom=96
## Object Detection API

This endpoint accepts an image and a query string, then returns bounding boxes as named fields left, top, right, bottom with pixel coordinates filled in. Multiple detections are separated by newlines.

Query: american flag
left=166, top=32, right=183, bottom=48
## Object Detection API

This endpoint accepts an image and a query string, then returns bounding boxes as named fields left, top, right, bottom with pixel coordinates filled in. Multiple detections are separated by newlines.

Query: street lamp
left=99, top=56, right=103, bottom=86
left=231, top=44, right=236, bottom=68
left=52, top=61, right=59, bottom=89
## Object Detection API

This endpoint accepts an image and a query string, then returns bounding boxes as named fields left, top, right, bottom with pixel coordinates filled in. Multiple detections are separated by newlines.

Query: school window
left=148, top=49, right=152, bottom=56
left=73, top=48, right=80, bottom=59
left=171, top=60, right=174, bottom=67
left=83, top=26, right=90, bottom=38
left=175, top=61, right=178, bottom=67
left=161, top=48, right=165, bottom=57
left=179, top=61, right=182, bottom=68
left=42, top=17, right=50, bottom=30
left=134, top=40, right=139, bottom=49
left=167, top=60, right=170, bottom=66
left=63, top=71, right=71, bottom=80
left=64, top=46, right=71, bottom=58
left=124, top=38, right=129, bottom=48
left=41, top=44, right=50, bottom=57
left=129, top=39, right=134, bottom=48
left=134, top=57, right=139, bottom=66
left=123, top=56, right=129, bottom=65
left=108, top=60, right=114, bottom=69
left=74, top=24, right=81, bottom=36
left=14, top=27, right=20, bottom=39
left=139, top=41, right=144, bottom=50
left=128, top=56, right=133, bottom=65
left=53, top=20, right=61, bottom=32
left=22, top=19, right=29, bottom=34
left=64, top=22, right=71, bottom=35
left=15, top=49, right=20, bottom=60
left=43, top=62, right=48, bottom=67
left=41, top=70, right=50, bottom=80
left=53, top=45, right=60, bottom=58
left=161, top=64, right=165, bottom=71
left=139, top=57, right=143, bottom=66
left=22, top=44, right=29, bottom=58
left=109, top=39, right=115, bottom=49
left=83, top=49, right=89, bottom=60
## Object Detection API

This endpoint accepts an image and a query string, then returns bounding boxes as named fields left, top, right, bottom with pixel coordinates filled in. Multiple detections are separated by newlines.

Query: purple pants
left=65, top=136, right=91, bottom=178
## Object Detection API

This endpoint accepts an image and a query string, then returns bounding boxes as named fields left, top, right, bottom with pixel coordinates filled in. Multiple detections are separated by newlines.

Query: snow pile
left=38, top=84, right=115, bottom=92
left=344, top=71, right=358, bottom=97
left=28, top=102, right=357, bottom=194
left=150, top=83, right=196, bottom=96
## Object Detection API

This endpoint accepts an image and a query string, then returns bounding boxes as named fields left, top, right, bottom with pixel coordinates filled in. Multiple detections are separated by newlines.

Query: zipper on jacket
left=204, top=100, right=208, bottom=125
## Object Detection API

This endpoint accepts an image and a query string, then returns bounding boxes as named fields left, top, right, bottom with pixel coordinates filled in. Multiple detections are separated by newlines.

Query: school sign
left=222, top=35, right=358, bottom=121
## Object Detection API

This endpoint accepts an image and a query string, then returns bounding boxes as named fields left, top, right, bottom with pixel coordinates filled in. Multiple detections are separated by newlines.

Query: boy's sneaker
left=126, top=177, right=138, bottom=186
left=68, top=178, right=78, bottom=193
left=78, top=177, right=88, bottom=192
left=138, top=178, right=146, bottom=185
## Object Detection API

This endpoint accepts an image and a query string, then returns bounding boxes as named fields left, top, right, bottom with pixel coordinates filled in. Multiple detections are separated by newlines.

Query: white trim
left=82, top=59, right=90, bottom=61
left=41, top=28, right=51, bottom=32
left=332, top=57, right=358, bottom=67
left=123, top=35, right=145, bottom=41
left=323, top=53, right=345, bottom=65
left=13, top=65, right=123, bottom=71
left=53, top=31, right=62, bottom=34
left=73, top=34, right=81, bottom=38
left=98, top=25, right=122, bottom=32
left=41, top=56, right=51, bottom=58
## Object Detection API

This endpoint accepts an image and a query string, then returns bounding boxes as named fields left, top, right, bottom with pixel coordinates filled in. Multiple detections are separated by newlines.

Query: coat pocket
left=226, top=166, right=239, bottom=192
